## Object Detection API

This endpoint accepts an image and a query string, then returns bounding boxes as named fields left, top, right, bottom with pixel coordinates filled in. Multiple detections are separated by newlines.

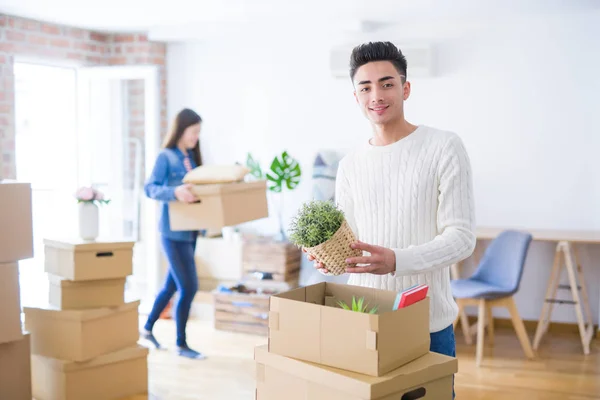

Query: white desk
left=454, top=227, right=599, bottom=355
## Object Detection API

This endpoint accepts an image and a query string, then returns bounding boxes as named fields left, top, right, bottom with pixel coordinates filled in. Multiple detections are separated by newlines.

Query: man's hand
left=303, top=241, right=396, bottom=275
left=345, top=241, right=396, bottom=275
left=303, top=248, right=331, bottom=274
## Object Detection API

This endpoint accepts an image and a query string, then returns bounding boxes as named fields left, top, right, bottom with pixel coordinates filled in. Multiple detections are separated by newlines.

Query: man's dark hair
left=349, top=41, right=407, bottom=82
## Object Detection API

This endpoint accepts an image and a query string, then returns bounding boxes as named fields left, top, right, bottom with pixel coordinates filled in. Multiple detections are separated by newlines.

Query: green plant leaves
left=337, top=300, right=350, bottom=310
left=266, top=151, right=302, bottom=193
left=288, top=200, right=345, bottom=248
left=246, top=153, right=264, bottom=180
left=336, top=296, right=378, bottom=314
left=245, top=151, right=302, bottom=193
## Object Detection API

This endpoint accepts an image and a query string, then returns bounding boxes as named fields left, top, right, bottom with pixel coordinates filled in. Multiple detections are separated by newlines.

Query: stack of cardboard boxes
left=23, top=238, right=148, bottom=400
left=255, top=282, right=459, bottom=399
left=0, top=181, right=34, bottom=400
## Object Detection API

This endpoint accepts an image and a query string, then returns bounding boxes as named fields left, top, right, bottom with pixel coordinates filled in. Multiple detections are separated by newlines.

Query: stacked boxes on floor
left=212, top=237, right=302, bottom=336
left=24, top=238, right=149, bottom=400
left=0, top=181, right=34, bottom=400
left=255, top=282, right=459, bottom=399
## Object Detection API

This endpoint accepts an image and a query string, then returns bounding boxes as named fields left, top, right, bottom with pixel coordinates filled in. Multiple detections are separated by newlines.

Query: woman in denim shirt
left=140, top=108, right=206, bottom=360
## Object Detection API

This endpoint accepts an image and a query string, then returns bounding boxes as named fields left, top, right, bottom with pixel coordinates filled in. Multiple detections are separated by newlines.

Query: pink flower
left=94, top=191, right=104, bottom=200
left=76, top=187, right=95, bottom=201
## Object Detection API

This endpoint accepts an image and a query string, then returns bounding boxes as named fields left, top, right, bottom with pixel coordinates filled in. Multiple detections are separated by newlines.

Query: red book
left=393, top=284, right=429, bottom=310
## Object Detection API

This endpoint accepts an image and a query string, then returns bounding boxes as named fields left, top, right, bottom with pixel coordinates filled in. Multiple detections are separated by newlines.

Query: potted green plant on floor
left=287, top=200, right=361, bottom=275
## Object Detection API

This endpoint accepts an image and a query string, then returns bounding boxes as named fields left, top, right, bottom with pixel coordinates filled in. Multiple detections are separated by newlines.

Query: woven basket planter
left=304, top=219, right=362, bottom=275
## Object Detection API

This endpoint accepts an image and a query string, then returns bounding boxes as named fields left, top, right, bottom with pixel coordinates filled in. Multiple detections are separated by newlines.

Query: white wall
left=167, top=10, right=600, bottom=325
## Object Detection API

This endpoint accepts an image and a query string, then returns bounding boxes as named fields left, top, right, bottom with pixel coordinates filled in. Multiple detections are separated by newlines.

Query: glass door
left=76, top=65, right=161, bottom=311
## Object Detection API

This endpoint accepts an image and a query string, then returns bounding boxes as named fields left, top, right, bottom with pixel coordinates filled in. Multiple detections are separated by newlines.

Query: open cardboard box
left=255, top=344, right=457, bottom=400
left=168, top=180, right=269, bottom=231
left=0, top=181, right=33, bottom=263
left=268, top=282, right=430, bottom=377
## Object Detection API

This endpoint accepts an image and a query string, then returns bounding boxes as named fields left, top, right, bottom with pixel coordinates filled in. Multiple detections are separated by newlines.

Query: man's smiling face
left=353, top=60, right=410, bottom=126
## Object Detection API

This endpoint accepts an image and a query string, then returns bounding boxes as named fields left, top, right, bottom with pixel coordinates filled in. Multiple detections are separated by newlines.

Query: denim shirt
left=144, top=148, right=199, bottom=242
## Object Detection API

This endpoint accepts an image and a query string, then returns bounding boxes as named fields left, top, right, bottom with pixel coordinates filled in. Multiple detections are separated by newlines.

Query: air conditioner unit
left=329, top=42, right=434, bottom=79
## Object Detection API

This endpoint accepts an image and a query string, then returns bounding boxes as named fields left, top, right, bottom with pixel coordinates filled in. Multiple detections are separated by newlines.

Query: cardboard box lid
left=47, top=274, right=126, bottom=288
left=23, top=300, right=139, bottom=322
left=189, top=179, right=266, bottom=196
left=43, top=238, right=135, bottom=251
left=35, top=345, right=148, bottom=372
left=255, top=345, right=457, bottom=399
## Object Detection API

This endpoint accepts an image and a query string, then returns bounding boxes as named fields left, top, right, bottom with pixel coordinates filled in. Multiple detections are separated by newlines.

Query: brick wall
left=0, top=14, right=168, bottom=182
left=126, top=79, right=146, bottom=189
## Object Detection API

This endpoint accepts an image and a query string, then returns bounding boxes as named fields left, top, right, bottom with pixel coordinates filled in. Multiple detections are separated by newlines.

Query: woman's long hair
left=162, top=108, right=202, bottom=167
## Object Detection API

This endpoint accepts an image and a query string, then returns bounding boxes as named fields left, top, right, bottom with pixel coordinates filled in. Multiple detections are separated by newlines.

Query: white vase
left=78, top=202, right=99, bottom=241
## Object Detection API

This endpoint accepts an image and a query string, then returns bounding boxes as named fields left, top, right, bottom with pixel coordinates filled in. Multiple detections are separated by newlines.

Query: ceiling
left=0, top=0, right=598, bottom=42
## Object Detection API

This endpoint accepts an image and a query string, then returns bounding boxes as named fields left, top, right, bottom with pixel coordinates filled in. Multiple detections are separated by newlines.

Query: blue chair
left=451, top=230, right=535, bottom=366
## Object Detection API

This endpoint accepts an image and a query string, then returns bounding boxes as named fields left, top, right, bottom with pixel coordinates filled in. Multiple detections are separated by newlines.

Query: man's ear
left=403, top=81, right=411, bottom=101
left=354, top=91, right=358, bottom=104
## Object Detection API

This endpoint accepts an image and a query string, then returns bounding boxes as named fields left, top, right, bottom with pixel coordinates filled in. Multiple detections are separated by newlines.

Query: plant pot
left=304, top=219, right=362, bottom=275
left=78, top=202, right=99, bottom=241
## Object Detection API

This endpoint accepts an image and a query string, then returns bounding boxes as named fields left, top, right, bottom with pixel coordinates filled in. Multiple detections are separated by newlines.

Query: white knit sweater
left=335, top=125, right=476, bottom=333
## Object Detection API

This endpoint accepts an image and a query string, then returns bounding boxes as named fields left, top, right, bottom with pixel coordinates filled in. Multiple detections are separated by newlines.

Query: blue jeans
left=144, top=236, right=198, bottom=347
left=430, top=324, right=456, bottom=399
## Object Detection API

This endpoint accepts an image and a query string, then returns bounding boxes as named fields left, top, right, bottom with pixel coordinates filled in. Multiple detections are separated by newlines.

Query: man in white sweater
left=308, top=41, right=476, bottom=397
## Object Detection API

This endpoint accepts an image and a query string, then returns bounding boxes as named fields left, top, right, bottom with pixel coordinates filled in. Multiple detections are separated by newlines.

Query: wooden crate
left=213, top=291, right=270, bottom=336
left=242, top=239, right=301, bottom=279
left=243, top=269, right=300, bottom=283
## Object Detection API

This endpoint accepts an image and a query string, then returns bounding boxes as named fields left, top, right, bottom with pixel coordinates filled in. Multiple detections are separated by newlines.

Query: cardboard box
left=32, top=345, right=148, bottom=400
left=44, top=238, right=134, bottom=281
left=268, top=282, right=430, bottom=377
left=0, top=181, right=33, bottom=263
left=0, top=262, right=23, bottom=344
left=23, top=300, right=139, bottom=361
left=255, top=345, right=457, bottom=400
left=0, top=333, right=32, bottom=400
left=168, top=180, right=269, bottom=231
left=49, top=274, right=126, bottom=310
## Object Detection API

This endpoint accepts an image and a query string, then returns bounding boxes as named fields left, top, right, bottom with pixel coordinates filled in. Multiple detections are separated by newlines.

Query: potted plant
left=287, top=200, right=361, bottom=275
left=337, top=296, right=379, bottom=314
left=246, top=151, right=302, bottom=241
left=75, top=187, right=110, bottom=241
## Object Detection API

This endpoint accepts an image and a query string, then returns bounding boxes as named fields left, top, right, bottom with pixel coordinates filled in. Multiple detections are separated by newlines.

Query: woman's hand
left=174, top=184, right=197, bottom=203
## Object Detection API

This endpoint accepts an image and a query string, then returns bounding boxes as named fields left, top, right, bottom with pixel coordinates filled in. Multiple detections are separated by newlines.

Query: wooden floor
left=133, top=318, right=600, bottom=400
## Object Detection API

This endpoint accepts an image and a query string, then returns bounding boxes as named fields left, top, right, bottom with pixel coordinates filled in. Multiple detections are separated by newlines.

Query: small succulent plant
left=337, top=296, right=379, bottom=314
left=288, top=200, right=345, bottom=248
